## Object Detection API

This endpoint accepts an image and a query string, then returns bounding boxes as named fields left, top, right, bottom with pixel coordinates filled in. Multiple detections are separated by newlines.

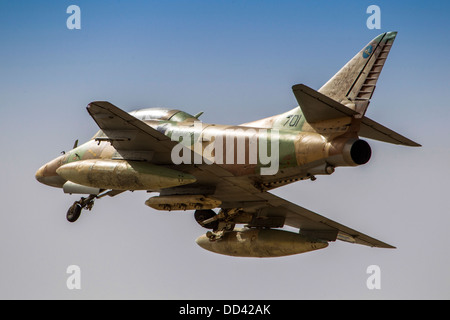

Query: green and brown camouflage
left=35, top=32, right=420, bottom=257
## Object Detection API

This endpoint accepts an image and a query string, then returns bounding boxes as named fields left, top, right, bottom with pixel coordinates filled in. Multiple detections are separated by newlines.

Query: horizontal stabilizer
left=292, top=84, right=358, bottom=123
left=360, top=116, right=421, bottom=147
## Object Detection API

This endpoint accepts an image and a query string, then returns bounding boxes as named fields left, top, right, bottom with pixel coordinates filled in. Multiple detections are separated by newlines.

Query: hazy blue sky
left=1, top=0, right=449, bottom=299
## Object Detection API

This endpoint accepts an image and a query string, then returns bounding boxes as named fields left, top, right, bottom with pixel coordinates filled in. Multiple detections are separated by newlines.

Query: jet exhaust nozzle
left=346, top=139, right=371, bottom=165
left=328, top=138, right=371, bottom=167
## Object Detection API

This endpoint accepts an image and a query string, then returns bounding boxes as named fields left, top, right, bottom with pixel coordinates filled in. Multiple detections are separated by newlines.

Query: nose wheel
left=66, top=202, right=82, bottom=222
left=66, top=194, right=96, bottom=223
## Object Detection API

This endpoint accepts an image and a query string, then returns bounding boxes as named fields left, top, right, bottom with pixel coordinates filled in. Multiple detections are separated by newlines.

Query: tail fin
left=319, top=31, right=397, bottom=117
left=247, top=32, right=420, bottom=147
left=292, top=32, right=420, bottom=147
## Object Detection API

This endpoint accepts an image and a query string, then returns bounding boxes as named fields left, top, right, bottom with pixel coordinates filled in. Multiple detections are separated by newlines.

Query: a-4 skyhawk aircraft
left=36, top=32, right=419, bottom=257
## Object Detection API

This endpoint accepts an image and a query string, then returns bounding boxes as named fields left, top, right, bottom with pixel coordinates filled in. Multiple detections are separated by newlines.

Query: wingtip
left=384, top=244, right=396, bottom=249
left=87, top=101, right=108, bottom=107
left=86, top=101, right=117, bottom=113
left=372, top=243, right=396, bottom=249
left=291, top=83, right=305, bottom=91
left=406, top=140, right=422, bottom=147
left=86, top=101, right=99, bottom=111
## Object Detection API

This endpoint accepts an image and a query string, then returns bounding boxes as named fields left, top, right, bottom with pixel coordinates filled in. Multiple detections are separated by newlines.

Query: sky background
left=1, top=0, right=449, bottom=299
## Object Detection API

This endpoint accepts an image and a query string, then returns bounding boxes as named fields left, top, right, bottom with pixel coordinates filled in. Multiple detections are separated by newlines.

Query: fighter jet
left=36, top=32, right=420, bottom=257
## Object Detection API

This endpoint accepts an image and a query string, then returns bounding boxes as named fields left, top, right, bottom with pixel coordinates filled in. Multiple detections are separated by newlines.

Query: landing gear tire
left=65, top=194, right=97, bottom=223
left=67, top=202, right=82, bottom=223
left=194, top=209, right=219, bottom=230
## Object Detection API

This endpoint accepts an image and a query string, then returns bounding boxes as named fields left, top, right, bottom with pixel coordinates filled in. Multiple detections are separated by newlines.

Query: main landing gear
left=194, top=208, right=241, bottom=240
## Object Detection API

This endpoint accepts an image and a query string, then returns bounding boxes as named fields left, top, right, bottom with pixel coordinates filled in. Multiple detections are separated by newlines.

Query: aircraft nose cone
left=35, top=159, right=66, bottom=188
left=35, top=165, right=46, bottom=183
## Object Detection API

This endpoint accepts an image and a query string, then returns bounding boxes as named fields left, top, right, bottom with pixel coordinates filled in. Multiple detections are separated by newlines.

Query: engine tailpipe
left=328, top=138, right=372, bottom=167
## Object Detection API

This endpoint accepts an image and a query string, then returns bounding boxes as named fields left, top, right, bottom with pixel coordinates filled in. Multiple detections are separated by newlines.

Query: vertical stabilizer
left=319, top=32, right=397, bottom=117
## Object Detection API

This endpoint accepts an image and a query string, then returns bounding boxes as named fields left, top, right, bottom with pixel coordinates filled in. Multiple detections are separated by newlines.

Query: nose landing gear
left=65, top=189, right=124, bottom=223
left=66, top=194, right=96, bottom=223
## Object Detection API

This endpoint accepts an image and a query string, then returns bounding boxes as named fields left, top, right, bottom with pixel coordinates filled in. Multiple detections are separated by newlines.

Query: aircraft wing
left=253, top=192, right=395, bottom=248
left=87, top=101, right=181, bottom=160
left=196, top=166, right=395, bottom=248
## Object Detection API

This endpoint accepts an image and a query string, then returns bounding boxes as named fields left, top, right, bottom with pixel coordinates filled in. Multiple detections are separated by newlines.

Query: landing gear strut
left=194, top=208, right=242, bottom=240
left=194, top=209, right=219, bottom=230
left=65, top=190, right=124, bottom=223
left=66, top=194, right=96, bottom=223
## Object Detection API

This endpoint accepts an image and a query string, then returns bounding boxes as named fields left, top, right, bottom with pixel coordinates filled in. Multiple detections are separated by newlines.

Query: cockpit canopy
left=91, top=107, right=199, bottom=141
left=129, top=108, right=197, bottom=122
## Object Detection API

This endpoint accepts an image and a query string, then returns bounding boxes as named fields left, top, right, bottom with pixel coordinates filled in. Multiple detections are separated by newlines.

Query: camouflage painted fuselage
left=36, top=105, right=365, bottom=194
